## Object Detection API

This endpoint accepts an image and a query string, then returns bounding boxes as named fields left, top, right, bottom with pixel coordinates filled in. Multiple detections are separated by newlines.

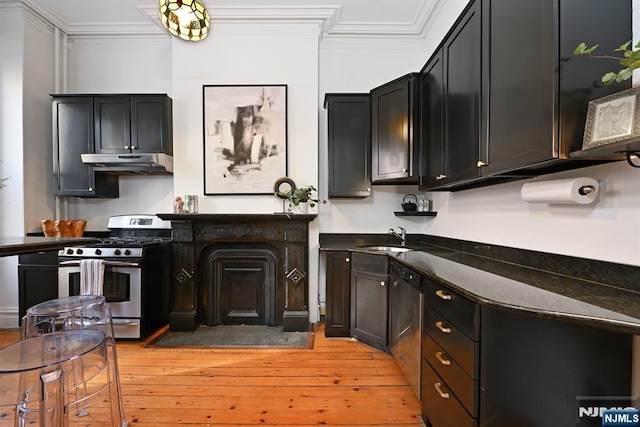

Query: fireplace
left=157, top=213, right=316, bottom=332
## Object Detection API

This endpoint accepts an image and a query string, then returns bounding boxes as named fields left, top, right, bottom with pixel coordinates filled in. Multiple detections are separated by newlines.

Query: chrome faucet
left=388, top=227, right=406, bottom=247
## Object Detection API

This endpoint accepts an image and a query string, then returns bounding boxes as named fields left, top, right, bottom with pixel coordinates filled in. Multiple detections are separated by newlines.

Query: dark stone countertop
left=0, top=236, right=99, bottom=257
left=320, top=234, right=640, bottom=335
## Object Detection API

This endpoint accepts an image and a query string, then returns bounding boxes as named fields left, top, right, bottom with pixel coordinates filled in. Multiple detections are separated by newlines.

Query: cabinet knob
left=477, top=160, right=487, bottom=167
left=435, top=321, right=451, bottom=334
left=402, top=168, right=408, bottom=172
left=380, top=281, right=386, bottom=287
left=435, top=290, right=452, bottom=300
left=435, top=174, right=447, bottom=181
left=124, top=145, right=130, bottom=149
left=88, top=187, right=94, bottom=191
left=131, top=146, right=137, bottom=150
left=434, top=382, right=450, bottom=399
left=435, top=351, right=451, bottom=366
left=345, top=257, right=350, bottom=263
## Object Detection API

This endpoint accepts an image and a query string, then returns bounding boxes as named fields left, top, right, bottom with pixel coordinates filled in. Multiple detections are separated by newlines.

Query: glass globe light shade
left=159, top=0, right=210, bottom=41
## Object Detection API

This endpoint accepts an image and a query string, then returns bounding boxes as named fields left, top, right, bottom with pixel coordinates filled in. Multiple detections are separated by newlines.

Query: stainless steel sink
left=361, top=246, right=412, bottom=253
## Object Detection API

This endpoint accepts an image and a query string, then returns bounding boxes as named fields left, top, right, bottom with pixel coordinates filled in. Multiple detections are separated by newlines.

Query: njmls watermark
left=577, top=397, right=640, bottom=427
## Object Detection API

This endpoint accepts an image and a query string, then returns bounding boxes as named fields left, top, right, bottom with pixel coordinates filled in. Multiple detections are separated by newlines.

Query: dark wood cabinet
left=324, top=94, right=371, bottom=198
left=18, top=251, right=59, bottom=323
left=480, top=0, right=631, bottom=176
left=324, top=251, right=351, bottom=337
left=421, top=278, right=633, bottom=427
left=52, top=96, right=119, bottom=198
left=371, top=73, right=420, bottom=184
left=350, top=252, right=389, bottom=351
left=420, top=0, right=482, bottom=190
left=94, top=95, right=173, bottom=154
left=420, top=0, right=631, bottom=191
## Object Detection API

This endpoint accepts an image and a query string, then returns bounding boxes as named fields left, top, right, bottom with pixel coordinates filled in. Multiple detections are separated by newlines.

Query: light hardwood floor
left=0, top=324, right=424, bottom=426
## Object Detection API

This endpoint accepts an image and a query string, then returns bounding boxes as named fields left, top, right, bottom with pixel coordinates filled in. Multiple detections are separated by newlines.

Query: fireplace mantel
left=157, top=213, right=317, bottom=332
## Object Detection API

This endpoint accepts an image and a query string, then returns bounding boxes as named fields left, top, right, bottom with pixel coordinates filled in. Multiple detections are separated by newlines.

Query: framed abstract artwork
left=202, top=84, right=288, bottom=195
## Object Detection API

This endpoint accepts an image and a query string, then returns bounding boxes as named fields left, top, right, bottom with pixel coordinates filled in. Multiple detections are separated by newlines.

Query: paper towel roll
left=520, top=178, right=599, bottom=205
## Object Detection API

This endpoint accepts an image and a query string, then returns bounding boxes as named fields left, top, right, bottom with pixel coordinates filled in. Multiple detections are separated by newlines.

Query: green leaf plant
left=574, top=40, right=640, bottom=85
left=275, top=185, right=327, bottom=212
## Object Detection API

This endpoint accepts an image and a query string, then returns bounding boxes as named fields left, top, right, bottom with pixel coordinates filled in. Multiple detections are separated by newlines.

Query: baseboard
left=0, top=306, right=19, bottom=329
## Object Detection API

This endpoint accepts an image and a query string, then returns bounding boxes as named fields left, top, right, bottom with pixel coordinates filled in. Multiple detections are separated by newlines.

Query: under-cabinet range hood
left=81, top=153, right=173, bottom=175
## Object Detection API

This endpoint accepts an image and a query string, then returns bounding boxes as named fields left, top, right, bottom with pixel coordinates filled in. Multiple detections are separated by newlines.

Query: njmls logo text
left=579, top=407, right=638, bottom=418
left=579, top=407, right=640, bottom=426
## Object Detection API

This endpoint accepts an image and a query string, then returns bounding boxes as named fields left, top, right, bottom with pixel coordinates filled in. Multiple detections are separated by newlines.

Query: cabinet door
left=18, top=265, right=58, bottom=323
left=94, top=96, right=131, bottom=154
left=325, top=94, right=371, bottom=198
left=371, top=77, right=415, bottom=182
left=52, top=97, right=119, bottom=197
left=350, top=269, right=388, bottom=351
left=442, top=0, right=481, bottom=185
left=420, top=50, right=445, bottom=190
left=324, top=251, right=351, bottom=337
left=130, top=95, right=173, bottom=154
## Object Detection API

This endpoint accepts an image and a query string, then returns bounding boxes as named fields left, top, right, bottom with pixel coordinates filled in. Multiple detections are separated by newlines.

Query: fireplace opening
left=199, top=243, right=282, bottom=327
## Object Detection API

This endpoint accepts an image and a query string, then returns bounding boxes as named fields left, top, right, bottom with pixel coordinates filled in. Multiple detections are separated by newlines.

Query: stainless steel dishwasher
left=389, top=260, right=423, bottom=400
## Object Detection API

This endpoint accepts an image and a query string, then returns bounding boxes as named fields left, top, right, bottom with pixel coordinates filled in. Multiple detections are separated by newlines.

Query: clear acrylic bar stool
left=0, top=329, right=108, bottom=427
left=21, top=296, right=127, bottom=427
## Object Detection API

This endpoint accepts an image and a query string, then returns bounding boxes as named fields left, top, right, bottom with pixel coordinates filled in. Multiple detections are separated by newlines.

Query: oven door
left=58, top=260, right=142, bottom=319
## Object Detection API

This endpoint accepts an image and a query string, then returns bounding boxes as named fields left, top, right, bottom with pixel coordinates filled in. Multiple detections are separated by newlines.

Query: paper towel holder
left=520, top=177, right=600, bottom=205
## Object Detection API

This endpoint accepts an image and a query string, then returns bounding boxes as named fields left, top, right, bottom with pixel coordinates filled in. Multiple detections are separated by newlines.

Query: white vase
left=295, top=202, right=309, bottom=214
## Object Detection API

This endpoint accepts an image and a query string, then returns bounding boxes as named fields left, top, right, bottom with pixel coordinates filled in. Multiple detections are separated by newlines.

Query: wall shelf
left=393, top=211, right=437, bottom=217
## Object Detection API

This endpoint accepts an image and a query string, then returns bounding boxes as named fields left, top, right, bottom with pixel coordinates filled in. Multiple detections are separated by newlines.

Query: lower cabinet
left=350, top=252, right=389, bottom=351
left=324, top=251, right=351, bottom=337
left=422, top=278, right=633, bottom=427
left=18, top=251, right=59, bottom=323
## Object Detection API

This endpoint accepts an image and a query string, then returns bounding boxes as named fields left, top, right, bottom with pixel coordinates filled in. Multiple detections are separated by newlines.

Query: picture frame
left=202, top=84, right=288, bottom=195
left=582, top=86, right=640, bottom=151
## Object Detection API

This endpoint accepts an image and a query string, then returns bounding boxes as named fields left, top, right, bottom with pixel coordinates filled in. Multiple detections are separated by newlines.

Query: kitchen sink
left=361, top=246, right=412, bottom=253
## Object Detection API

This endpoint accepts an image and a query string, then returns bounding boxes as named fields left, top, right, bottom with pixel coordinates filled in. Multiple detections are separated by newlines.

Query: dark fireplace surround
left=157, top=213, right=316, bottom=332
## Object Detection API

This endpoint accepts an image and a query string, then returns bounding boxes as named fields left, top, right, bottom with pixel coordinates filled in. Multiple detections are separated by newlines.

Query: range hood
left=81, top=153, right=173, bottom=175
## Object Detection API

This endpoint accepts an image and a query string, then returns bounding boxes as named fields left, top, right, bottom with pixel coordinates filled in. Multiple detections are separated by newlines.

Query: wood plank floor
left=0, top=324, right=424, bottom=426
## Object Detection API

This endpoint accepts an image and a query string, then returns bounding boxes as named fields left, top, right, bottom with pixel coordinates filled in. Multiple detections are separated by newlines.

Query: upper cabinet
left=371, top=73, right=421, bottom=184
left=422, top=2, right=481, bottom=190
left=420, top=0, right=632, bottom=191
left=94, top=95, right=173, bottom=154
left=324, top=94, right=371, bottom=198
left=52, top=96, right=119, bottom=198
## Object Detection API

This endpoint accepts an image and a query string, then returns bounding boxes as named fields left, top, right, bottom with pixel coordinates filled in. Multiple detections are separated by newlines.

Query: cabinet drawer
left=423, top=334, right=478, bottom=416
left=426, top=307, right=478, bottom=378
left=351, top=252, right=388, bottom=275
left=421, top=359, right=476, bottom=427
left=426, top=279, right=479, bottom=340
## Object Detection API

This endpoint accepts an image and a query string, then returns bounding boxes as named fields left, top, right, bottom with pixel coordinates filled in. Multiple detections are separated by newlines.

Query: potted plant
left=280, top=185, right=326, bottom=213
left=574, top=41, right=640, bottom=85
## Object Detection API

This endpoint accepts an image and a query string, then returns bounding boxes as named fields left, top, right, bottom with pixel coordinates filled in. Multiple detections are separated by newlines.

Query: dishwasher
left=389, top=260, right=423, bottom=400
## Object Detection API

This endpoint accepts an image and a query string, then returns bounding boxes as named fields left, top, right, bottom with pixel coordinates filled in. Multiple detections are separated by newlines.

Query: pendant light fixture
left=159, top=0, right=210, bottom=41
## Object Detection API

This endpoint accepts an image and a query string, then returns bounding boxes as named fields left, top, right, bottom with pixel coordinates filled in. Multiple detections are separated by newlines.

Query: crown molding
left=18, top=1, right=444, bottom=40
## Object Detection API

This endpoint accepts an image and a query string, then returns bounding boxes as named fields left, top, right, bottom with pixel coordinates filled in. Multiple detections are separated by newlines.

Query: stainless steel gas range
left=57, top=214, right=172, bottom=339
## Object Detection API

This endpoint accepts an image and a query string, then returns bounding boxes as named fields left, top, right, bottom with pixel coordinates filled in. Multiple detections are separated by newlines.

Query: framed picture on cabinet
left=582, top=86, right=640, bottom=150
left=202, top=84, right=288, bottom=195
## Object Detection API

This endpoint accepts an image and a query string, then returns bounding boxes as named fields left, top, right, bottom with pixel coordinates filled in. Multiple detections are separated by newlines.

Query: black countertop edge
left=158, top=213, right=318, bottom=222
left=320, top=234, right=640, bottom=335
left=0, top=236, right=99, bottom=258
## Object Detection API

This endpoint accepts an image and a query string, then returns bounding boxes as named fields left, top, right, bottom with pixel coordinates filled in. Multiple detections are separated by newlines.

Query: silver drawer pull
left=435, top=351, right=451, bottom=366
left=435, top=321, right=451, bottom=334
left=434, top=382, right=450, bottom=399
left=435, top=290, right=452, bottom=300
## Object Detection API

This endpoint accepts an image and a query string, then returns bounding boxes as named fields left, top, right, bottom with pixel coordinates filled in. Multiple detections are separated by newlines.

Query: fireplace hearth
left=157, top=213, right=317, bottom=332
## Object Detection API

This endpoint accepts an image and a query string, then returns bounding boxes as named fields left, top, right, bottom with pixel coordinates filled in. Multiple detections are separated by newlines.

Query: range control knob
left=95, top=249, right=102, bottom=255
left=114, top=249, right=121, bottom=256
left=124, top=249, right=131, bottom=256
left=76, top=249, right=83, bottom=255
left=66, top=249, right=74, bottom=255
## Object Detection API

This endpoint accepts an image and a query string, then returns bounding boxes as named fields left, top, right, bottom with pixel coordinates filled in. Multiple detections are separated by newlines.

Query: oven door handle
left=58, top=260, right=141, bottom=268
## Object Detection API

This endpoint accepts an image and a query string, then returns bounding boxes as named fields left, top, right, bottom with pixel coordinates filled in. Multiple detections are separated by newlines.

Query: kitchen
left=1, top=0, right=640, bottom=425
